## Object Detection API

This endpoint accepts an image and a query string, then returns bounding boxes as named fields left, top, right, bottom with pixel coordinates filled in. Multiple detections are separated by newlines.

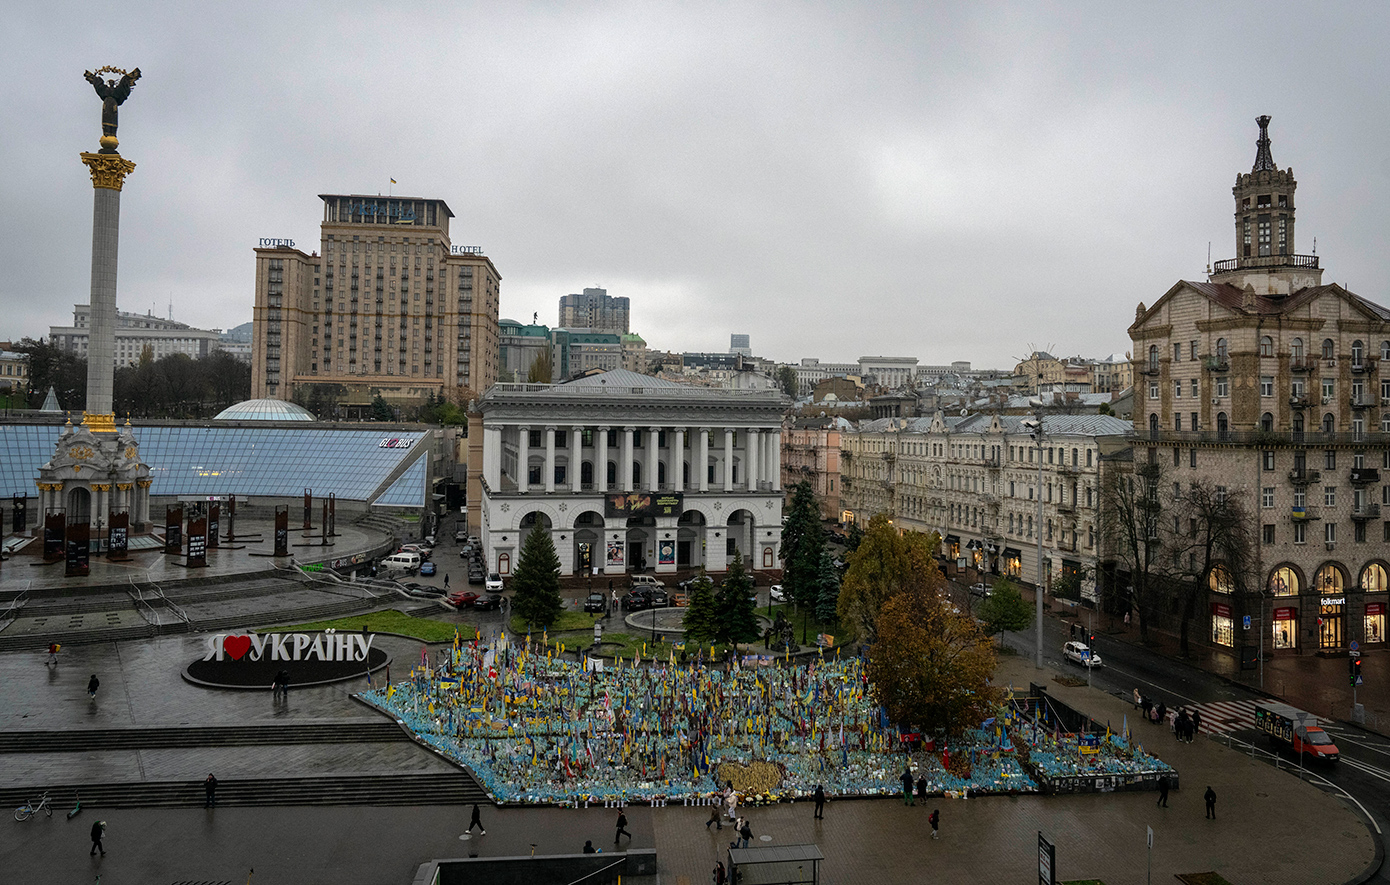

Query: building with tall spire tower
left=1125, top=116, right=1390, bottom=662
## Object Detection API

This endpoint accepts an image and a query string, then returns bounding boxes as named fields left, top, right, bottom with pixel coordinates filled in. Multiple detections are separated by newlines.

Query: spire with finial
left=1252, top=115, right=1275, bottom=172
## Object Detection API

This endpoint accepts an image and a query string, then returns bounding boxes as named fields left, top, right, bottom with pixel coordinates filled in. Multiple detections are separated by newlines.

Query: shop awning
left=1004, top=548, right=1021, bottom=558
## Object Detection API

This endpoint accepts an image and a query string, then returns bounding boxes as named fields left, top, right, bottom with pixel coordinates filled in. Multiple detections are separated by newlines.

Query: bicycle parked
left=15, top=792, right=52, bottom=821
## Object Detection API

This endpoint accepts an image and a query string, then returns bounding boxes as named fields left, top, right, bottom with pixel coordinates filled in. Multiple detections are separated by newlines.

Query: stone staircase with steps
left=0, top=771, right=489, bottom=809
left=0, top=720, right=408, bottom=753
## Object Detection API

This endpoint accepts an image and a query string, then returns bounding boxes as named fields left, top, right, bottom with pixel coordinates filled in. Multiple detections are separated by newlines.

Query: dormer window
left=1278, top=195, right=1287, bottom=208
left=1257, top=194, right=1272, bottom=208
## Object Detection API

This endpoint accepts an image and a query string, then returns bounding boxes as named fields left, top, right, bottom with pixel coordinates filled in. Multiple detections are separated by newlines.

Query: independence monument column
left=78, top=66, right=141, bottom=431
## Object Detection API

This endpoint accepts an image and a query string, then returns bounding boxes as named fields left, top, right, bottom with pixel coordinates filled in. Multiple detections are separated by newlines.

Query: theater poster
left=658, top=539, right=675, bottom=566
left=207, top=502, right=220, bottom=549
left=606, top=540, right=624, bottom=567
left=165, top=504, right=183, bottom=555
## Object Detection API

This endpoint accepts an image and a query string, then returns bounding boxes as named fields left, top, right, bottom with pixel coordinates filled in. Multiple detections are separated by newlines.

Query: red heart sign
left=223, top=635, right=252, bottom=661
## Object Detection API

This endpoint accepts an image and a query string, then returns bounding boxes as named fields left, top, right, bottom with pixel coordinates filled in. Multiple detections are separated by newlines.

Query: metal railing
left=0, top=583, right=31, bottom=632
left=565, top=857, right=627, bottom=885
left=1212, top=253, right=1320, bottom=273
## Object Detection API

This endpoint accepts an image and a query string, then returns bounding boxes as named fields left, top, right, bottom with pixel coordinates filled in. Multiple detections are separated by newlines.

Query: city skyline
left=3, top=4, right=1388, bottom=367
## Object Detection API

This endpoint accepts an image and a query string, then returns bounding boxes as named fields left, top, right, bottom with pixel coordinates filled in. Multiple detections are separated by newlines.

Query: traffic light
left=1351, top=653, right=1363, bottom=686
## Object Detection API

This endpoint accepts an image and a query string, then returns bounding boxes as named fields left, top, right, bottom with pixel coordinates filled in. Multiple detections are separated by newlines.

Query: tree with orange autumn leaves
left=847, top=515, right=1001, bottom=736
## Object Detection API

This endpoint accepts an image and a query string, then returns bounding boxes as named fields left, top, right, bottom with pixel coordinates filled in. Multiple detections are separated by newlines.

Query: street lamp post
left=1024, top=412, right=1046, bottom=669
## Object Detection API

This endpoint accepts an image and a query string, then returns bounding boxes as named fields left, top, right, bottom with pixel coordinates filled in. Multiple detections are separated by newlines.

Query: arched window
left=1208, top=563, right=1234, bottom=594
left=1260, top=336, right=1274, bottom=357
left=1268, top=565, right=1299, bottom=596
left=606, top=460, right=617, bottom=485
left=1261, top=412, right=1274, bottom=432
left=581, top=461, right=594, bottom=486
left=1291, top=337, right=1304, bottom=360
left=1352, top=340, right=1364, bottom=366
left=1362, top=563, right=1389, bottom=592
left=1216, top=412, right=1229, bottom=438
left=1147, top=345, right=1159, bottom=372
left=657, top=461, right=667, bottom=486
left=1322, top=338, right=1336, bottom=360
left=632, top=461, right=642, bottom=486
left=1149, top=413, right=1159, bottom=438
left=1381, top=341, right=1390, bottom=361
left=1315, top=564, right=1344, bottom=593
left=1322, top=413, right=1335, bottom=434
left=1216, top=338, right=1229, bottom=361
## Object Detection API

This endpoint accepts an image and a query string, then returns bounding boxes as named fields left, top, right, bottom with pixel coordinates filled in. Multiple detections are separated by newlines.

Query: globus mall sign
left=183, top=631, right=389, bottom=690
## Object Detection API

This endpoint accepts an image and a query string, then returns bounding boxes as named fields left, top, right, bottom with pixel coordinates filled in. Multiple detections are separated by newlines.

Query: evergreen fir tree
left=814, top=544, right=841, bottom=624
left=510, top=524, right=563, bottom=629
left=681, top=572, right=719, bottom=643
left=714, top=549, right=761, bottom=645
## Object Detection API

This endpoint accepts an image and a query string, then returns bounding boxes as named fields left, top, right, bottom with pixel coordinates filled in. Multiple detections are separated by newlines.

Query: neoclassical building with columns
left=467, top=369, right=788, bottom=578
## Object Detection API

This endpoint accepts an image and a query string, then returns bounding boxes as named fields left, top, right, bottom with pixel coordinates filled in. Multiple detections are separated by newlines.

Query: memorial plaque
left=66, top=521, right=90, bottom=577
left=207, top=502, right=220, bottom=549
left=43, top=511, right=66, bottom=561
left=165, top=504, right=183, bottom=555
left=303, top=489, right=313, bottom=530
left=274, top=506, right=289, bottom=556
left=187, top=515, right=208, bottom=567
left=108, top=510, right=129, bottom=560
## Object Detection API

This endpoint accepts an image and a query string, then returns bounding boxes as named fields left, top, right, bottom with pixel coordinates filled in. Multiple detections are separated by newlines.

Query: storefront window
left=1365, top=604, right=1385, bottom=644
left=1208, top=564, right=1234, bottom=594
left=1315, top=564, right=1345, bottom=594
left=1362, top=563, right=1389, bottom=592
left=1273, top=608, right=1298, bottom=649
left=1004, top=554, right=1021, bottom=578
left=1210, top=603, right=1233, bottom=647
left=1320, top=600, right=1345, bottom=650
left=1269, top=566, right=1299, bottom=596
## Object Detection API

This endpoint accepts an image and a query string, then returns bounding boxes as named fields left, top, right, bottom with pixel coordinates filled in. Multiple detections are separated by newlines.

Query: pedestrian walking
left=713, top=860, right=728, bottom=885
left=89, top=819, right=106, bottom=856
left=444, top=574, right=450, bottom=588
left=706, top=803, right=723, bottom=830
left=466, top=802, right=486, bottom=835
left=1157, top=775, right=1170, bottom=807
left=87, top=674, right=100, bottom=699
left=900, top=767, right=915, bottom=805
left=738, top=817, right=753, bottom=849
left=583, top=840, right=596, bottom=853
left=928, top=808, right=940, bottom=839
left=1204, top=785, right=1216, bottom=819
left=1156, top=701, right=1167, bottom=726
left=813, top=784, right=825, bottom=820
left=47, top=642, right=60, bottom=666
left=1141, top=695, right=1152, bottom=721
left=1192, top=708, right=1203, bottom=737
left=615, top=808, right=632, bottom=844
left=203, top=773, right=218, bottom=807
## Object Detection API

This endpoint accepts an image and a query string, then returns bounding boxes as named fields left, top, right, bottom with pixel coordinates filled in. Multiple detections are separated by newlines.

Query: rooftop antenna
left=1206, top=241, right=1211, bottom=275
left=1312, top=237, right=1317, bottom=255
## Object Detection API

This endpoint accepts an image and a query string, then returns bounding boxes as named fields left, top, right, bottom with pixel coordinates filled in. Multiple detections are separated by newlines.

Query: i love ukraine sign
left=183, top=631, right=389, bottom=689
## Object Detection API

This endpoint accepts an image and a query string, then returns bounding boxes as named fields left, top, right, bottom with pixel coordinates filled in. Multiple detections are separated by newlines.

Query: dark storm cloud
left=3, top=2, right=1388, bottom=369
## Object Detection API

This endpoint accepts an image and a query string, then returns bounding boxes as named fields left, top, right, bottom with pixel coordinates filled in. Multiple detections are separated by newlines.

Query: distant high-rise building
left=50, top=304, right=223, bottom=367
left=558, top=287, right=629, bottom=334
left=730, top=333, right=751, bottom=357
left=250, top=194, right=501, bottom=406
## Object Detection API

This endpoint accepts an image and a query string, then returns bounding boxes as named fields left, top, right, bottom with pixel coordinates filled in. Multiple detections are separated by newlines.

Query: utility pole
left=1024, top=410, right=1045, bottom=669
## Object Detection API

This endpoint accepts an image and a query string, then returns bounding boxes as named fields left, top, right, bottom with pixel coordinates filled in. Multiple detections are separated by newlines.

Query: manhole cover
left=759, top=835, right=773, bottom=842
left=459, top=834, right=472, bottom=841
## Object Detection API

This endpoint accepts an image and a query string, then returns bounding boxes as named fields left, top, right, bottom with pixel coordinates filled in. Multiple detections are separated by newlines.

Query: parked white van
left=630, top=575, right=665, bottom=589
left=381, top=552, right=421, bottom=574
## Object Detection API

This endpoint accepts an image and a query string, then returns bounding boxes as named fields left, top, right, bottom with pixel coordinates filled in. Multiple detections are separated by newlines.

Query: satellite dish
left=960, top=408, right=968, bottom=417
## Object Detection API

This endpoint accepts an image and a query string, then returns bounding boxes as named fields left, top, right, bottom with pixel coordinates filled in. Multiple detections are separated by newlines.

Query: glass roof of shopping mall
left=214, top=398, right=318, bottom=421
left=0, top=425, right=428, bottom=505
left=373, top=458, right=428, bottom=509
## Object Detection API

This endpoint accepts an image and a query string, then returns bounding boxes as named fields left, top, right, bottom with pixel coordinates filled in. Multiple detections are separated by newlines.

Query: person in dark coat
left=928, top=808, right=940, bottom=839
left=1156, top=701, right=1167, bottom=725
left=90, top=819, right=106, bottom=856
left=1192, top=708, right=1203, bottom=737
left=916, top=776, right=928, bottom=801
left=706, top=802, right=723, bottom=830
left=813, top=784, right=825, bottom=820
left=713, top=861, right=728, bottom=885
left=1157, top=775, right=1170, bottom=807
left=87, top=674, right=100, bottom=699
left=901, top=767, right=915, bottom=805
left=204, top=773, right=218, bottom=807
left=738, top=818, right=753, bottom=849
left=582, top=840, right=596, bottom=853
left=1176, top=709, right=1191, bottom=742
left=1204, top=785, right=1216, bottom=819
left=615, top=808, right=632, bottom=843
left=466, top=802, right=485, bottom=835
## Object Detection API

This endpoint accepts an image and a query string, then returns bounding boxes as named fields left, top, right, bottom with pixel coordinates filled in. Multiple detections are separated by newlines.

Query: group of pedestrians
left=1157, top=776, right=1218, bottom=819
left=1134, top=691, right=1203, bottom=741
left=897, top=766, right=941, bottom=839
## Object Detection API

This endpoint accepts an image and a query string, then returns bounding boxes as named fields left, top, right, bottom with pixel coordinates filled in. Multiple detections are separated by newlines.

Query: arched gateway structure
left=470, top=369, right=788, bottom=577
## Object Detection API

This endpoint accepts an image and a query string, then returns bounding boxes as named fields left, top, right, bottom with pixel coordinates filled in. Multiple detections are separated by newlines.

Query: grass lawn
left=261, top=609, right=460, bottom=643
left=509, top=609, right=605, bottom=634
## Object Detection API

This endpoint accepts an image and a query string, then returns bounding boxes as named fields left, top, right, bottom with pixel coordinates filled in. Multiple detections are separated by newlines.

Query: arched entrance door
left=726, top=509, right=755, bottom=565
left=66, top=487, right=91, bottom=526
left=572, top=509, right=604, bottom=576
left=677, top=509, right=706, bottom=570
left=626, top=515, right=654, bottom=572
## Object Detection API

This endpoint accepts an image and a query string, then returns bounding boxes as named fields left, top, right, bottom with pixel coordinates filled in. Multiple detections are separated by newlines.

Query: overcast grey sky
left=4, top=2, right=1389, bottom=369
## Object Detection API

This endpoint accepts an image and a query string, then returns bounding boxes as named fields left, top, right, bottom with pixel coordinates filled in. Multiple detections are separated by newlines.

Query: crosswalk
left=1192, top=699, right=1261, bottom=735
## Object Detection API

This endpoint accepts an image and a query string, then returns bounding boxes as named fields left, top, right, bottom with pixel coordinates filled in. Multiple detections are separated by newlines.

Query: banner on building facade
left=604, top=492, right=683, bottom=519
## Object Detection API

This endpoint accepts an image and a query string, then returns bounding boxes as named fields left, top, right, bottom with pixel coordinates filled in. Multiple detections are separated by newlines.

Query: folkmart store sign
left=184, top=631, right=388, bottom=689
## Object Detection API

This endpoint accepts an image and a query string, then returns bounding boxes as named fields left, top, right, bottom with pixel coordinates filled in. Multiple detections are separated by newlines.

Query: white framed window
left=1216, top=377, right=1229, bottom=397
left=1174, top=380, right=1182, bottom=399
left=1325, top=522, right=1337, bottom=544
left=1263, top=487, right=1275, bottom=508
left=1325, top=487, right=1337, bottom=507
left=1261, top=376, right=1274, bottom=397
